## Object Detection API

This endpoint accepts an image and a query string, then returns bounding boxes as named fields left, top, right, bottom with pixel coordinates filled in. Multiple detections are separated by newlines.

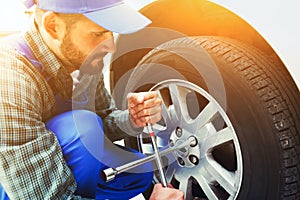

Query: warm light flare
left=0, top=0, right=30, bottom=35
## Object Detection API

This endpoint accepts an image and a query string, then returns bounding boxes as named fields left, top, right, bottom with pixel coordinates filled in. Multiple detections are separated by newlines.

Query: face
left=59, top=15, right=115, bottom=72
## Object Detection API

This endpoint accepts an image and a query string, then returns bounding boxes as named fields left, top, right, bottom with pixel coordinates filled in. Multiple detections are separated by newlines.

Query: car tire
left=118, top=36, right=300, bottom=199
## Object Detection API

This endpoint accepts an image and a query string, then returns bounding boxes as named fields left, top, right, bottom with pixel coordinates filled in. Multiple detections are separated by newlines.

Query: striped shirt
left=0, top=20, right=138, bottom=199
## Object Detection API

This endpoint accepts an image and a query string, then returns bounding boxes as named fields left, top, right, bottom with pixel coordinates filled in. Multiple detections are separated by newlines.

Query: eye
left=94, top=32, right=105, bottom=37
left=93, top=31, right=112, bottom=38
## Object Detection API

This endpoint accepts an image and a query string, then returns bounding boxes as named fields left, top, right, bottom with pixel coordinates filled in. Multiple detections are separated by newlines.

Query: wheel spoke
left=156, top=90, right=174, bottom=125
left=178, top=177, right=189, bottom=199
left=204, top=157, right=236, bottom=196
left=152, top=123, right=166, bottom=132
left=165, top=161, right=177, bottom=183
left=202, top=127, right=234, bottom=153
left=140, top=143, right=153, bottom=154
left=193, top=172, right=219, bottom=200
left=194, top=102, right=219, bottom=129
left=168, top=83, right=191, bottom=123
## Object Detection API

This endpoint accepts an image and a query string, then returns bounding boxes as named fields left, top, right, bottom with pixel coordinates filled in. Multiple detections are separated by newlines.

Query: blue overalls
left=0, top=36, right=153, bottom=200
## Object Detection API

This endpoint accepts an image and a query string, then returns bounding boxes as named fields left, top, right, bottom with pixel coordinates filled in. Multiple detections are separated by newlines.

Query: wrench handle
left=147, top=123, right=168, bottom=187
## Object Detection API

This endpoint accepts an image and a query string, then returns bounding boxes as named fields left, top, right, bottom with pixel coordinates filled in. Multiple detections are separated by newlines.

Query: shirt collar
left=23, top=19, right=63, bottom=78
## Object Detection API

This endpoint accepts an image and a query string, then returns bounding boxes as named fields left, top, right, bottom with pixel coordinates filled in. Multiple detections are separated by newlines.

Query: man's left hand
left=127, top=91, right=162, bottom=128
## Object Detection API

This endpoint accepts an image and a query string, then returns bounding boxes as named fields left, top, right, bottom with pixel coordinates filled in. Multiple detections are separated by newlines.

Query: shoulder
left=0, top=47, right=37, bottom=81
left=0, top=45, right=50, bottom=99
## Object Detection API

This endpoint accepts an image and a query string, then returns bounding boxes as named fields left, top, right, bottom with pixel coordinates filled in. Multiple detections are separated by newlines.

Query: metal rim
left=138, top=79, right=243, bottom=200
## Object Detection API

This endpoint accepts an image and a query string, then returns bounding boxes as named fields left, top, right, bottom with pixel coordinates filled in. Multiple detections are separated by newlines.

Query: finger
left=135, top=111, right=162, bottom=126
left=140, top=91, right=158, bottom=101
left=146, top=112, right=162, bottom=125
left=127, top=91, right=158, bottom=107
left=136, top=105, right=162, bottom=119
left=127, top=92, right=145, bottom=107
left=130, top=111, right=161, bottom=127
left=144, top=97, right=162, bottom=109
left=132, top=98, right=162, bottom=115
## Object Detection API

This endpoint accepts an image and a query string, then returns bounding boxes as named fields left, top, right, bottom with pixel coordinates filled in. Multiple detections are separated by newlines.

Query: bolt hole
left=178, top=157, right=185, bottom=166
left=189, top=155, right=199, bottom=165
left=176, top=127, right=182, bottom=137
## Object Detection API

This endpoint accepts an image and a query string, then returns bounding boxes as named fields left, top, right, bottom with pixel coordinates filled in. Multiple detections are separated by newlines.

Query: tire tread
left=195, top=36, right=300, bottom=199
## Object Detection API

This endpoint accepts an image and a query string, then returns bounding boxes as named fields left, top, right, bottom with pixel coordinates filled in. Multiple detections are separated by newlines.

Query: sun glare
left=0, top=0, right=30, bottom=34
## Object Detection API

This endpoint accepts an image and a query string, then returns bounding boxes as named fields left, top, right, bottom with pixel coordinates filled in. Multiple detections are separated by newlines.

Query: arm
left=94, top=75, right=162, bottom=141
left=0, top=66, right=77, bottom=199
left=94, top=75, right=140, bottom=141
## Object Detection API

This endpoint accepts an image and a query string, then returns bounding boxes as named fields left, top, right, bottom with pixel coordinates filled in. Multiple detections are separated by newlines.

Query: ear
left=42, top=11, right=62, bottom=39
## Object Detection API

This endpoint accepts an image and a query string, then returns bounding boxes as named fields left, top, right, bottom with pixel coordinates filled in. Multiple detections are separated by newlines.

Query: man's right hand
left=149, top=183, right=184, bottom=200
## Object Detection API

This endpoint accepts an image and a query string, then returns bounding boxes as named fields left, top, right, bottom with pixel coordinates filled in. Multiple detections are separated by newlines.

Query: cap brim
left=84, top=2, right=151, bottom=34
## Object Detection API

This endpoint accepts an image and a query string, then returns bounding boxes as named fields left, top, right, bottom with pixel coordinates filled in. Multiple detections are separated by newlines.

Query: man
left=0, top=0, right=184, bottom=199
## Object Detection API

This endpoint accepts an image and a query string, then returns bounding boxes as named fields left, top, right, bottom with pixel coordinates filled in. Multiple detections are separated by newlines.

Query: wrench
left=146, top=123, right=168, bottom=187
left=100, top=136, right=196, bottom=182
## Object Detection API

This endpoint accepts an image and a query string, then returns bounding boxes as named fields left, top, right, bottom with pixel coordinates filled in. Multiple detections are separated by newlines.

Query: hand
left=127, top=91, right=162, bottom=128
left=149, top=183, right=184, bottom=200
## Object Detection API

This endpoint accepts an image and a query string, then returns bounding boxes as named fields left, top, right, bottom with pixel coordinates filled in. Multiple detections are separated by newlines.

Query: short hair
left=33, top=0, right=82, bottom=29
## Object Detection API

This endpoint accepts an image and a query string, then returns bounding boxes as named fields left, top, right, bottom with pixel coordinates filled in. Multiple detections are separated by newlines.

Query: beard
left=59, top=28, right=86, bottom=71
left=59, top=29, right=105, bottom=75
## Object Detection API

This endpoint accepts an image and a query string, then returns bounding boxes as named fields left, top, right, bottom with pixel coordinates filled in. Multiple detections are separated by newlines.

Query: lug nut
left=189, top=155, right=199, bottom=165
left=176, top=127, right=182, bottom=137
left=177, top=157, right=185, bottom=166
left=189, top=136, right=198, bottom=147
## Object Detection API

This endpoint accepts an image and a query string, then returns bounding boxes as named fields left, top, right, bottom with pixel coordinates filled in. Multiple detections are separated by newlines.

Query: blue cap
left=23, top=0, right=151, bottom=34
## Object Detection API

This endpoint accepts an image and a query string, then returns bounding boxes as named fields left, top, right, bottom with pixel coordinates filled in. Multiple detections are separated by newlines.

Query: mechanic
left=0, top=0, right=184, bottom=199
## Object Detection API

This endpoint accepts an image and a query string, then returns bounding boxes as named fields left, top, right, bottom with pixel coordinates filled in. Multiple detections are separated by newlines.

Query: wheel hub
left=169, top=127, right=200, bottom=168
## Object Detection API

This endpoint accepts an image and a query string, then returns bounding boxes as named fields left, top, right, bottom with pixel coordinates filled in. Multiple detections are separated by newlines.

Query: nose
left=103, top=32, right=116, bottom=53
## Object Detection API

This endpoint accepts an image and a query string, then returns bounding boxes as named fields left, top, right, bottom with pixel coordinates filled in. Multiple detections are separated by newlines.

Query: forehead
left=70, top=14, right=109, bottom=32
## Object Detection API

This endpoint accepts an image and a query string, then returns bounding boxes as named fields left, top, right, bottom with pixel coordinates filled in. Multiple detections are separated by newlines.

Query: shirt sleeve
left=0, top=66, right=78, bottom=199
left=95, top=74, right=143, bottom=142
